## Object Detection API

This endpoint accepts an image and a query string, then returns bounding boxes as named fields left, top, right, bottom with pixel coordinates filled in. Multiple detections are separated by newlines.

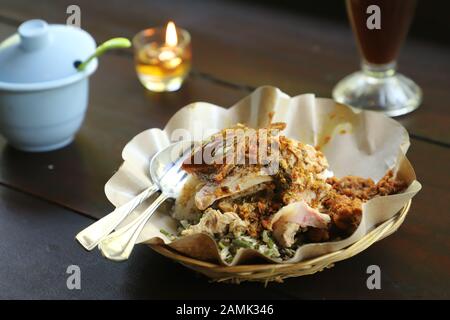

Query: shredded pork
left=175, top=122, right=407, bottom=260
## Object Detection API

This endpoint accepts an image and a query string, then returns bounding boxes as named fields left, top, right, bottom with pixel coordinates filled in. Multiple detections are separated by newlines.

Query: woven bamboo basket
left=149, top=200, right=411, bottom=283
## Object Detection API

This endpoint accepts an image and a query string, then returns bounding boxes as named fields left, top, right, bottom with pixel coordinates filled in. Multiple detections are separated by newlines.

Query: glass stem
left=362, top=61, right=397, bottom=78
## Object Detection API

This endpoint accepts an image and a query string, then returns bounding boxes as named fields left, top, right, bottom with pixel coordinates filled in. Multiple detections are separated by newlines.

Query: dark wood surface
left=0, top=0, right=449, bottom=299
left=1, top=0, right=449, bottom=144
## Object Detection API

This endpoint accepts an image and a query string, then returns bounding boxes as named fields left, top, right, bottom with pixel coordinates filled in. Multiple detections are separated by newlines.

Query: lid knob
left=18, top=19, right=50, bottom=51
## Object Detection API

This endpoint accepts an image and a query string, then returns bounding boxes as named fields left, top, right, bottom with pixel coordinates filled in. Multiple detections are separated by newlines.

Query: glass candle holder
left=133, top=22, right=191, bottom=92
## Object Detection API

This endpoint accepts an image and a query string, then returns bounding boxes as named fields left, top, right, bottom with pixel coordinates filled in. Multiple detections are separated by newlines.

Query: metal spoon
left=75, top=184, right=158, bottom=251
left=75, top=140, right=191, bottom=251
left=98, top=141, right=194, bottom=261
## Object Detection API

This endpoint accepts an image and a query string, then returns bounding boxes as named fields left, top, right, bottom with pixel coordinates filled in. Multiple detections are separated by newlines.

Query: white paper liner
left=104, top=86, right=421, bottom=265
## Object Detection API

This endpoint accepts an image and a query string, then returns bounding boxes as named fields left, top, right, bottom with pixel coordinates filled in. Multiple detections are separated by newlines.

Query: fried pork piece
left=324, top=170, right=407, bottom=236
left=376, top=170, right=408, bottom=196
left=181, top=136, right=236, bottom=183
left=182, top=123, right=286, bottom=183
left=323, top=193, right=363, bottom=236
left=181, top=208, right=248, bottom=237
left=326, top=176, right=376, bottom=200
left=326, top=170, right=407, bottom=201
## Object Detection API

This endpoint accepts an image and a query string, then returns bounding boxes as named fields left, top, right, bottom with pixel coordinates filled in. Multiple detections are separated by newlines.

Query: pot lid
left=0, top=19, right=97, bottom=84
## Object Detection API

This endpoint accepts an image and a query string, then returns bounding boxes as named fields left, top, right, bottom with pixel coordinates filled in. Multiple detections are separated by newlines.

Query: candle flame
left=165, top=21, right=177, bottom=46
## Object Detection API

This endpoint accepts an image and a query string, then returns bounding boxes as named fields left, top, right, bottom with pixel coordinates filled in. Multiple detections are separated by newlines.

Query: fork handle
left=98, top=193, right=168, bottom=261
left=75, top=184, right=159, bottom=251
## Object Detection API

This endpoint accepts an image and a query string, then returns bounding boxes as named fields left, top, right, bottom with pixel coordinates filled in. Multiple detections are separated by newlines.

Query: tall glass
left=333, top=0, right=422, bottom=117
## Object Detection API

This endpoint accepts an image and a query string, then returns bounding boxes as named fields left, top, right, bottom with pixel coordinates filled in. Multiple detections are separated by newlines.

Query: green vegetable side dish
left=232, top=238, right=254, bottom=249
left=159, top=228, right=176, bottom=241
left=175, top=220, right=285, bottom=263
left=76, top=37, right=131, bottom=71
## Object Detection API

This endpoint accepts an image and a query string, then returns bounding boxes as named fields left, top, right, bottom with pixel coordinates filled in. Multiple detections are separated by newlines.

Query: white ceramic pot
left=0, top=19, right=97, bottom=152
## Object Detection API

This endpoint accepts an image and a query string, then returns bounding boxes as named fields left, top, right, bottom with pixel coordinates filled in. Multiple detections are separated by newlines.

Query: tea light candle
left=133, top=21, right=191, bottom=92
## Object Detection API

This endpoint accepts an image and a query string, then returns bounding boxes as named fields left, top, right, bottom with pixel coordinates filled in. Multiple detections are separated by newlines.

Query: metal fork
left=98, top=142, right=192, bottom=261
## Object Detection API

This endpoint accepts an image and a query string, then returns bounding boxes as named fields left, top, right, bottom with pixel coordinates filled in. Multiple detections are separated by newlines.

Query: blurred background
left=241, top=0, right=450, bottom=45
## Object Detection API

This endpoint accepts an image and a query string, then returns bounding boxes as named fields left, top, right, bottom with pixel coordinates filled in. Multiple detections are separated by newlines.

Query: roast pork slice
left=270, top=201, right=331, bottom=248
left=195, top=169, right=272, bottom=210
left=269, top=201, right=331, bottom=230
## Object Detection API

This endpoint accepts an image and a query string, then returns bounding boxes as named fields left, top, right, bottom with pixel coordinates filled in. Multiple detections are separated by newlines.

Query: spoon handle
left=98, top=193, right=168, bottom=261
left=75, top=184, right=158, bottom=250
left=76, top=37, right=131, bottom=71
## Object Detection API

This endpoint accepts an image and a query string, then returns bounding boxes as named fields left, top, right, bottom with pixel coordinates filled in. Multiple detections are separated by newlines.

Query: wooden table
left=0, top=0, right=448, bottom=299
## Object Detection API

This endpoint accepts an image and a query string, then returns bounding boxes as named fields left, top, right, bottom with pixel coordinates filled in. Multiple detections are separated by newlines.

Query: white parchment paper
left=104, top=86, right=421, bottom=265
